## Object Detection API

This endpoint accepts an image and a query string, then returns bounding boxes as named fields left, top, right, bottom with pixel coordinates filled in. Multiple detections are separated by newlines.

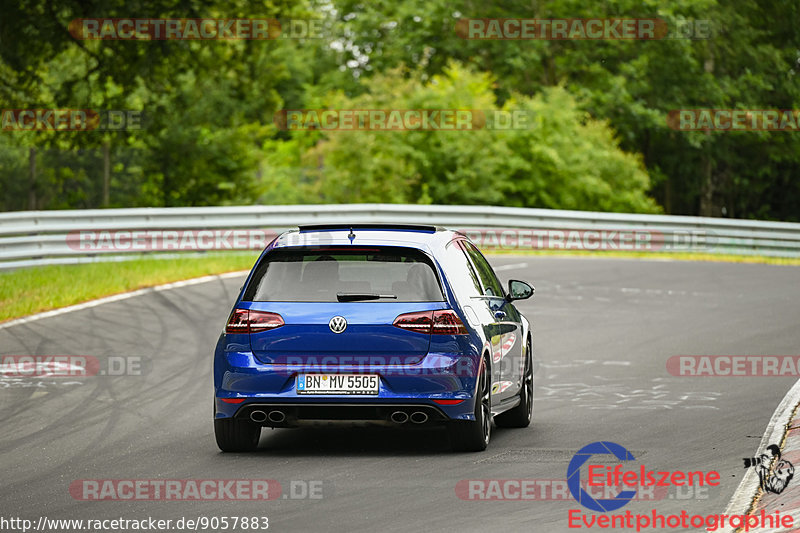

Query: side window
left=463, top=242, right=504, bottom=297
left=442, top=240, right=483, bottom=304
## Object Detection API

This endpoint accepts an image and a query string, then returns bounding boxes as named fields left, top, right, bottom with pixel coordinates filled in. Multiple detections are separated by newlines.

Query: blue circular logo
left=567, top=441, right=637, bottom=512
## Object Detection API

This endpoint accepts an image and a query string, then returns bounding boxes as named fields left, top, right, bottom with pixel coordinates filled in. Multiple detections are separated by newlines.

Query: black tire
left=495, top=341, right=533, bottom=428
left=449, top=357, right=491, bottom=452
left=214, top=418, right=261, bottom=452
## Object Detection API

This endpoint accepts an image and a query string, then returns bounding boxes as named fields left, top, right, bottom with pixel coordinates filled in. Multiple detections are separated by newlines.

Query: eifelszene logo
left=743, top=444, right=794, bottom=495
left=568, top=441, right=722, bottom=513
left=567, top=441, right=638, bottom=512
left=567, top=442, right=792, bottom=531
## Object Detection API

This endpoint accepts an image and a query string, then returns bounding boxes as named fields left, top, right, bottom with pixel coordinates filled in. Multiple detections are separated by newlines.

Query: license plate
left=297, top=374, right=379, bottom=395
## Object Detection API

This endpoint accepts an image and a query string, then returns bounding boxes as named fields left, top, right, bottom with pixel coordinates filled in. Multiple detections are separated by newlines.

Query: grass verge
left=0, top=253, right=259, bottom=323
left=0, top=249, right=797, bottom=324
left=484, top=248, right=800, bottom=265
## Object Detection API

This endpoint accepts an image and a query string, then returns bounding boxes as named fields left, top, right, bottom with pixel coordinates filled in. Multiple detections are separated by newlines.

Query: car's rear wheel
left=495, top=340, right=533, bottom=428
left=214, top=418, right=261, bottom=452
left=449, top=357, right=491, bottom=452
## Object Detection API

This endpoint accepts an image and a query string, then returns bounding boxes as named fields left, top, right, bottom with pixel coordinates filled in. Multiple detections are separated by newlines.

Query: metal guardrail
left=1, top=204, right=800, bottom=269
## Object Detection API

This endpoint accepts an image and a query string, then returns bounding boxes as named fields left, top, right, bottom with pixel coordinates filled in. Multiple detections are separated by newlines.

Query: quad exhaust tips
left=390, top=411, right=429, bottom=424
left=247, top=406, right=434, bottom=426
left=249, top=410, right=286, bottom=424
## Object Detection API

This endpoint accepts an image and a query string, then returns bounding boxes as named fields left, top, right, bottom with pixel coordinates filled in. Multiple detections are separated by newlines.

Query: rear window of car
left=243, top=246, right=444, bottom=302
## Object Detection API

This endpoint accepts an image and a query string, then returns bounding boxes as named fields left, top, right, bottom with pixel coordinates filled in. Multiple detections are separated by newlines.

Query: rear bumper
left=213, top=348, right=480, bottom=422
left=230, top=402, right=449, bottom=428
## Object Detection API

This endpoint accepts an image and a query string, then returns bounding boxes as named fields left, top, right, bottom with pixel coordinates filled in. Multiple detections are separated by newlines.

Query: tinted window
left=463, top=241, right=504, bottom=297
left=442, top=240, right=484, bottom=304
left=243, top=247, right=443, bottom=302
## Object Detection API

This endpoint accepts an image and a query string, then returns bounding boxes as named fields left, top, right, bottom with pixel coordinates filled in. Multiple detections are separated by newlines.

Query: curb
left=723, top=379, right=800, bottom=533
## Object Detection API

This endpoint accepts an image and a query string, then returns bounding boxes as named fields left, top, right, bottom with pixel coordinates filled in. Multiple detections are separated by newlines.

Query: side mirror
left=507, top=280, right=534, bottom=301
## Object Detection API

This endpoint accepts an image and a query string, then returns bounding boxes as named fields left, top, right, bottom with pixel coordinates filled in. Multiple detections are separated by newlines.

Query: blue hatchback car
left=213, top=224, right=534, bottom=452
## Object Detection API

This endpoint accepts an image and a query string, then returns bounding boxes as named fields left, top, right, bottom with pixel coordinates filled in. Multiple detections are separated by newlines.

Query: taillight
left=432, top=310, right=469, bottom=335
left=248, top=310, right=285, bottom=333
left=226, top=309, right=249, bottom=333
left=393, top=310, right=468, bottom=335
left=225, top=309, right=284, bottom=334
left=393, top=311, right=433, bottom=333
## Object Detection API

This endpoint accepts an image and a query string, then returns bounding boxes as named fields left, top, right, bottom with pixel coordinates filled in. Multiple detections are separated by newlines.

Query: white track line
left=721, top=378, right=800, bottom=532
left=494, top=262, right=529, bottom=272
left=0, top=270, right=249, bottom=331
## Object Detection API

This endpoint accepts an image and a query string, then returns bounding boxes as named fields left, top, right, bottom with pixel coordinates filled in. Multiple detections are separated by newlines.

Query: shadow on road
left=208, top=425, right=527, bottom=458
left=249, top=426, right=452, bottom=456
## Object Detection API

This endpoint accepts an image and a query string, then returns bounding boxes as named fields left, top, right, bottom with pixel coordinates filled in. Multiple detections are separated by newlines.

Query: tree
left=326, top=0, right=800, bottom=220
left=262, top=63, right=660, bottom=213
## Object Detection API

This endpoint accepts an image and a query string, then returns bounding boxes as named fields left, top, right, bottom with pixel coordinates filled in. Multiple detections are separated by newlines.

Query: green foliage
left=0, top=0, right=300, bottom=208
left=269, top=63, right=659, bottom=212
left=1, top=0, right=799, bottom=219
left=328, top=0, right=800, bottom=220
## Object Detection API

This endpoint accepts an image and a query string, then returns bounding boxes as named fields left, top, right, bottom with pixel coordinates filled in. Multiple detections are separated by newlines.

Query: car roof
left=269, top=224, right=463, bottom=253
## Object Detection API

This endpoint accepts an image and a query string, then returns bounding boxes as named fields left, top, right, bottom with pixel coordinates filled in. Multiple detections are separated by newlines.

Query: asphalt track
left=2, top=256, right=800, bottom=532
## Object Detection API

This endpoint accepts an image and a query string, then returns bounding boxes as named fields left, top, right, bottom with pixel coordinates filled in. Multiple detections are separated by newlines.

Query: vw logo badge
left=329, top=316, right=347, bottom=334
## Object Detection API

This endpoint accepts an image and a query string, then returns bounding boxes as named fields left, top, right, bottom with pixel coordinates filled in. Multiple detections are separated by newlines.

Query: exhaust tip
left=410, top=411, right=428, bottom=424
left=250, top=410, right=268, bottom=423
left=390, top=411, right=409, bottom=424
left=268, top=410, right=286, bottom=423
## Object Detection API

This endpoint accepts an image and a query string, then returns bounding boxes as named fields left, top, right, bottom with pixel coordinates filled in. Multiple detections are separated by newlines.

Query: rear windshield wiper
left=336, top=293, right=397, bottom=302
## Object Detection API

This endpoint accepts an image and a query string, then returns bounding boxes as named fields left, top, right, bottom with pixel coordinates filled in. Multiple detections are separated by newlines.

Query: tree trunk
left=28, top=147, right=36, bottom=210
left=102, top=141, right=110, bottom=207
left=699, top=48, right=715, bottom=217
left=699, top=153, right=714, bottom=216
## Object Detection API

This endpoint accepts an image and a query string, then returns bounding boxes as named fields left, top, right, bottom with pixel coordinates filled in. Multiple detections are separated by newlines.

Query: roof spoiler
left=297, top=223, right=439, bottom=233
